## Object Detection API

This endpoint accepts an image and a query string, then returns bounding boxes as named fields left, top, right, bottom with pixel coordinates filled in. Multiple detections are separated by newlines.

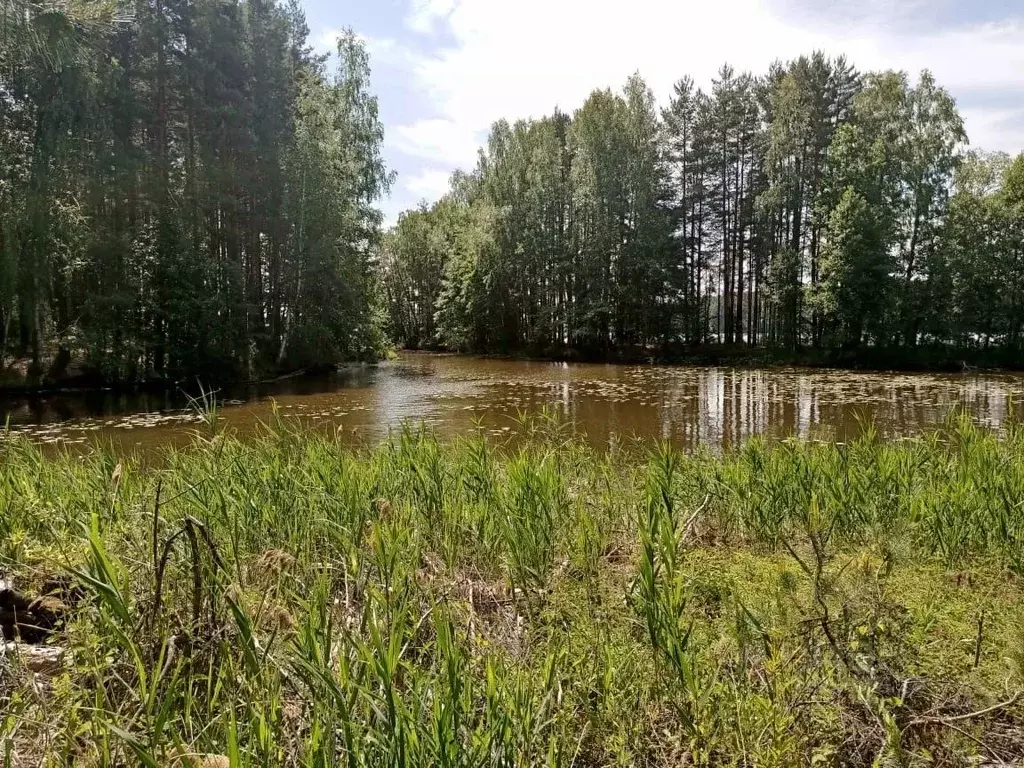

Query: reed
left=2, top=412, right=1023, bottom=765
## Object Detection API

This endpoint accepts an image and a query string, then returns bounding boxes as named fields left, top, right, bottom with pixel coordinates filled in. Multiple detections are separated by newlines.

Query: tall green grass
left=2, top=413, right=1023, bottom=765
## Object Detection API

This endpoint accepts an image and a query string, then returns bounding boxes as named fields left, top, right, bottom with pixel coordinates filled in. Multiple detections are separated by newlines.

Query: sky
left=303, top=0, right=1024, bottom=225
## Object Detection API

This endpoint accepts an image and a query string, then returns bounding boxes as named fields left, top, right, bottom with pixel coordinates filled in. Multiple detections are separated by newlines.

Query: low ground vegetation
left=2, top=413, right=1023, bottom=765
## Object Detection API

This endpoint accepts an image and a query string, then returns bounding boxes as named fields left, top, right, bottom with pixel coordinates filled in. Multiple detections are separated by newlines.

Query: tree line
left=1, top=0, right=389, bottom=385
left=381, top=55, right=1024, bottom=364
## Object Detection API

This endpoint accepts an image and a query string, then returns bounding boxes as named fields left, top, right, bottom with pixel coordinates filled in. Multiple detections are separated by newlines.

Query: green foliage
left=0, top=2, right=389, bottom=384
left=3, top=418, right=1024, bottom=764
left=814, top=188, right=893, bottom=346
left=383, top=56, right=1024, bottom=364
left=382, top=76, right=675, bottom=356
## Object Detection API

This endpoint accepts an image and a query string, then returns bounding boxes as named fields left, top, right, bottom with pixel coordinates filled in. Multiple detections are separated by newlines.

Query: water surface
left=3, top=352, right=1023, bottom=453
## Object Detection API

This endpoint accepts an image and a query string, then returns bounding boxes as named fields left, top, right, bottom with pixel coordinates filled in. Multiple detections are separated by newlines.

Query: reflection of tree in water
left=4, top=355, right=1024, bottom=454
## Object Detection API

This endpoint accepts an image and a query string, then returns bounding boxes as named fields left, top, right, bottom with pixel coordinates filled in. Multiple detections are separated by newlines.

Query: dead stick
left=905, top=691, right=1022, bottom=729
left=973, top=611, right=984, bottom=669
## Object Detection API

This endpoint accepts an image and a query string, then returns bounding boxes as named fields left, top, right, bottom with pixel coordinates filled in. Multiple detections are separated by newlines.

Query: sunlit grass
left=2, top=412, right=1023, bottom=765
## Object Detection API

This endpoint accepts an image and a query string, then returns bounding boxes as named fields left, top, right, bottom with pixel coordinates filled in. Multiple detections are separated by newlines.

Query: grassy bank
left=2, top=415, right=1024, bottom=766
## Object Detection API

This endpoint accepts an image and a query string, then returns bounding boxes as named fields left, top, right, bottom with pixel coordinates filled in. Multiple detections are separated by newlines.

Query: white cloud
left=767, top=0, right=942, bottom=35
left=404, top=168, right=455, bottom=200
left=408, top=0, right=457, bottom=34
left=388, top=118, right=483, bottom=168
left=313, top=27, right=343, bottom=55
left=313, top=30, right=401, bottom=63
left=383, top=0, right=1024, bottom=207
left=959, top=107, right=1024, bottom=154
left=377, top=172, right=454, bottom=229
left=844, top=21, right=1024, bottom=94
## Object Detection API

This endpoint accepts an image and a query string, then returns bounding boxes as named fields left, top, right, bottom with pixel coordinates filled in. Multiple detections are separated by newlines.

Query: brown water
left=3, top=352, right=1024, bottom=453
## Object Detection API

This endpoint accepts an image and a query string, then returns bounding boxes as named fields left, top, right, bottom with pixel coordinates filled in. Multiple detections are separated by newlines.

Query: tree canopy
left=1, top=0, right=390, bottom=385
left=5, top=7, right=1022, bottom=382
left=382, top=55, right=1024, bottom=365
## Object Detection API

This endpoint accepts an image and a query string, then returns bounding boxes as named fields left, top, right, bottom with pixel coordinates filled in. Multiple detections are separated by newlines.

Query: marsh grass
left=2, top=412, right=1024, bottom=766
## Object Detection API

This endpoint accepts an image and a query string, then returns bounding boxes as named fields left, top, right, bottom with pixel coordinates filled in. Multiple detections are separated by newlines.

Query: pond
left=2, top=352, right=1023, bottom=453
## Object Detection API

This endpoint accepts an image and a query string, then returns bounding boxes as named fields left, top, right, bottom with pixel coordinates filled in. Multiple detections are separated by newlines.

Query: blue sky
left=304, top=0, right=1024, bottom=225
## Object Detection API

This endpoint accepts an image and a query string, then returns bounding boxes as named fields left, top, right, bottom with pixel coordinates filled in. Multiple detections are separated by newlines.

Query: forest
left=4, top=2, right=1024, bottom=391
left=1, top=0, right=390, bottom=387
left=381, top=58, right=1024, bottom=366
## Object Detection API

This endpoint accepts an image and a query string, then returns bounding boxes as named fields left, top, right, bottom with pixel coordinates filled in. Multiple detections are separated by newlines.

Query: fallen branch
left=904, top=691, right=1022, bottom=730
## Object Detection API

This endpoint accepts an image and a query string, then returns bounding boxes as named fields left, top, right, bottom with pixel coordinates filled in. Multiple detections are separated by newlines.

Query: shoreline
left=0, top=360, right=381, bottom=400
left=2, top=345, right=1020, bottom=401
left=398, top=344, right=1022, bottom=374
